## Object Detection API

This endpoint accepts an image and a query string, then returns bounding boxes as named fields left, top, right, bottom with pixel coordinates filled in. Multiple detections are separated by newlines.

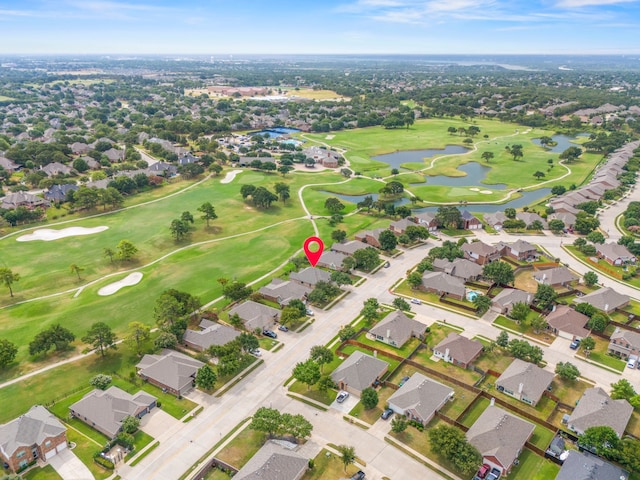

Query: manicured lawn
left=202, top=468, right=233, bottom=480
left=509, top=448, right=560, bottom=480
left=550, top=377, right=589, bottom=406
left=348, top=386, right=395, bottom=424
left=302, top=448, right=362, bottom=480
left=23, top=465, right=62, bottom=480
left=66, top=429, right=111, bottom=480
left=258, top=338, right=280, bottom=351
left=473, top=350, right=516, bottom=375
left=339, top=345, right=401, bottom=376
left=577, top=336, right=626, bottom=373
left=411, top=348, right=483, bottom=387
left=111, top=377, right=196, bottom=420
left=530, top=424, right=557, bottom=450
left=493, top=313, right=551, bottom=343
left=288, top=380, right=338, bottom=406
left=353, top=331, right=421, bottom=359
left=126, top=430, right=154, bottom=461
left=459, top=396, right=490, bottom=427
left=394, top=280, right=476, bottom=316
left=215, top=425, right=266, bottom=469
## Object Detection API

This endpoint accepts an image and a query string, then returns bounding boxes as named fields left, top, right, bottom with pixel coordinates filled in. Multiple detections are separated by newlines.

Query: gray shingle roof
left=496, top=359, right=554, bottom=404
left=556, top=451, right=629, bottom=480
left=568, top=387, right=632, bottom=437
left=610, top=328, right=640, bottom=351
left=234, top=441, right=308, bottom=480
left=369, top=310, right=427, bottom=347
left=387, top=373, right=453, bottom=423
left=289, top=267, right=331, bottom=287
left=462, top=241, right=501, bottom=257
left=596, top=243, right=636, bottom=263
left=432, top=258, right=482, bottom=281
left=433, top=333, right=483, bottom=365
left=136, top=350, right=204, bottom=393
left=228, top=300, right=281, bottom=331
left=491, top=289, right=532, bottom=310
left=574, top=287, right=629, bottom=313
left=421, top=271, right=466, bottom=298
left=331, top=351, right=389, bottom=393
left=258, top=279, right=311, bottom=306
left=183, top=322, right=240, bottom=350
left=318, top=250, right=347, bottom=269
left=0, top=406, right=66, bottom=458
left=330, top=240, right=370, bottom=255
left=466, top=406, right=535, bottom=471
left=533, top=266, right=578, bottom=285
left=545, top=305, right=590, bottom=338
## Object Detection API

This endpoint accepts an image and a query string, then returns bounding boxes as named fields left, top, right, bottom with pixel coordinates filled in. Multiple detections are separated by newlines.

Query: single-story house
left=234, top=441, right=308, bottom=480
left=41, top=162, right=72, bottom=177
left=183, top=319, right=240, bottom=351
left=413, top=212, right=439, bottom=231
left=389, top=218, right=416, bottom=235
left=0, top=406, right=67, bottom=473
left=330, top=351, right=389, bottom=396
left=367, top=310, right=427, bottom=348
left=545, top=305, right=590, bottom=340
left=461, top=210, right=482, bottom=230
left=330, top=240, right=370, bottom=255
left=259, top=279, right=311, bottom=306
left=421, top=271, right=466, bottom=300
left=227, top=300, right=281, bottom=331
left=608, top=328, right=640, bottom=359
left=556, top=451, right=629, bottom=480
left=149, top=161, right=178, bottom=177
left=70, top=386, right=156, bottom=439
left=44, top=184, right=78, bottom=202
left=289, top=267, right=331, bottom=289
left=237, top=157, right=276, bottom=168
left=466, top=405, right=535, bottom=475
left=483, top=212, right=507, bottom=231
left=178, top=153, right=200, bottom=166
left=499, top=240, right=538, bottom=261
left=533, top=267, right=579, bottom=288
left=136, top=350, right=204, bottom=397
left=496, top=359, right=554, bottom=407
left=516, top=211, right=548, bottom=229
left=103, top=148, right=125, bottom=163
left=70, top=142, right=90, bottom=155
left=491, top=288, right=532, bottom=315
left=432, top=332, right=483, bottom=368
left=462, top=241, right=503, bottom=265
left=317, top=250, right=348, bottom=271
left=574, top=287, right=630, bottom=313
left=432, top=258, right=483, bottom=282
left=354, top=229, right=386, bottom=249
left=549, top=211, right=576, bottom=230
left=1, top=192, right=50, bottom=210
left=567, top=387, right=632, bottom=437
left=387, top=373, right=454, bottom=426
left=0, top=155, right=19, bottom=173
left=596, top=243, right=637, bottom=266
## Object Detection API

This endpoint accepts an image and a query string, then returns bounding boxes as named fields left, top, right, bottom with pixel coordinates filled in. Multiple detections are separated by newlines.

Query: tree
left=352, top=247, right=380, bottom=271
left=250, top=407, right=282, bottom=437
left=611, top=379, right=636, bottom=400
left=560, top=146, right=582, bottom=163
left=29, top=324, right=75, bottom=356
left=481, top=151, right=494, bottom=163
left=555, top=361, right=580, bottom=380
left=69, top=263, right=84, bottom=281
left=278, top=165, right=293, bottom=176
left=551, top=185, right=567, bottom=195
left=126, top=321, right=151, bottom=354
left=534, top=283, right=557, bottom=310
left=0, top=267, right=20, bottom=297
left=587, top=312, right=608, bottom=332
left=121, top=415, right=140, bottom=434
left=393, top=297, right=411, bottom=311
left=324, top=197, right=345, bottom=214
left=482, top=261, right=514, bottom=286
left=292, top=359, right=321, bottom=390
left=280, top=413, right=313, bottom=439
left=117, top=240, right=138, bottom=261
left=154, top=331, right=178, bottom=349
left=391, top=416, right=408, bottom=433
left=330, top=271, right=352, bottom=287
left=533, top=171, right=545, bottom=180
left=506, top=144, right=523, bottom=161
left=170, top=219, right=190, bottom=241
left=575, top=211, right=600, bottom=235
left=496, top=331, right=509, bottom=348
left=548, top=219, right=565, bottom=233
left=579, top=426, right=620, bottom=457
left=308, top=281, right=340, bottom=304
left=581, top=336, right=596, bottom=356
left=361, top=387, right=378, bottom=410
left=473, top=294, right=492, bottom=315
left=504, top=207, right=516, bottom=219
left=509, top=302, right=530, bottom=322
left=428, top=424, right=482, bottom=475
left=274, top=182, right=291, bottom=204
left=240, top=184, right=256, bottom=199
left=310, top=345, right=334, bottom=373
left=90, top=374, right=112, bottom=390
left=197, top=202, right=217, bottom=227
left=82, top=322, right=117, bottom=356
left=331, top=229, right=347, bottom=243
left=436, top=206, right=462, bottom=229
left=0, top=339, right=18, bottom=368
left=337, top=445, right=356, bottom=472
left=103, top=247, right=115, bottom=263
left=378, top=230, right=398, bottom=252
left=222, top=281, right=252, bottom=302
left=196, top=364, right=217, bottom=390
left=407, top=271, right=423, bottom=290
left=238, top=333, right=259, bottom=353
left=339, top=325, right=356, bottom=341
left=530, top=315, right=548, bottom=334
left=586, top=231, right=605, bottom=244
left=584, top=271, right=599, bottom=287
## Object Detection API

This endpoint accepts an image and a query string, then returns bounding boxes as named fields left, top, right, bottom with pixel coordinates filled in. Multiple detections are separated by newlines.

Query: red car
left=477, top=464, right=490, bottom=479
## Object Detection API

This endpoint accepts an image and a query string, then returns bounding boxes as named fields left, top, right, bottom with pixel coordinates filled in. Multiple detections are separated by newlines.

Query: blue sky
left=0, top=0, right=639, bottom=54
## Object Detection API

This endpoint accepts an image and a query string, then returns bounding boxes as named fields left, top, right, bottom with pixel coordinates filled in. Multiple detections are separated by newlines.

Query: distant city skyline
left=0, top=0, right=639, bottom=55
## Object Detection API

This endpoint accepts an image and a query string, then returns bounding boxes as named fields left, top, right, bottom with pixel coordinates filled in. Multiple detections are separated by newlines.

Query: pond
left=318, top=191, right=411, bottom=207
left=411, top=162, right=507, bottom=190
left=413, top=188, right=552, bottom=214
left=250, top=127, right=301, bottom=138
left=531, top=133, right=589, bottom=153
left=372, top=145, right=469, bottom=170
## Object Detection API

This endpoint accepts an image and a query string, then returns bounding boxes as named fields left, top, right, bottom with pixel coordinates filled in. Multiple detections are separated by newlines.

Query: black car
left=381, top=408, right=393, bottom=420
left=278, top=325, right=289, bottom=332
left=570, top=339, right=580, bottom=350
left=263, top=329, right=277, bottom=339
left=351, top=471, right=365, bottom=480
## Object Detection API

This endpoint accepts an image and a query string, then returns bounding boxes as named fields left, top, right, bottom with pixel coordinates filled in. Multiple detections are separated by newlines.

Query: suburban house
left=608, top=328, right=640, bottom=359
left=574, top=287, right=630, bottom=313
left=70, top=142, right=90, bottom=155
left=234, top=441, right=308, bottom=480
left=149, top=161, right=178, bottom=177
left=432, top=332, right=483, bottom=368
left=596, top=243, right=637, bottom=266
left=389, top=218, right=416, bottom=235
left=499, top=240, right=538, bottom=261
left=516, top=211, right=548, bottom=229
left=44, top=184, right=78, bottom=202
left=483, top=212, right=507, bottom=231
left=367, top=310, right=427, bottom=348
left=413, top=212, right=439, bottom=231
left=466, top=405, right=535, bottom=475
left=1, top=192, right=50, bottom=210
left=545, top=305, right=590, bottom=341
left=183, top=319, right=240, bottom=351
left=496, top=359, right=554, bottom=407
left=303, top=146, right=341, bottom=168
left=549, top=211, right=576, bottom=230
left=566, top=387, right=632, bottom=437
left=237, top=157, right=276, bottom=168
left=317, top=250, right=348, bottom=271
left=0, top=155, right=19, bottom=173
left=0, top=406, right=67, bottom=473
left=462, top=241, right=503, bottom=265
left=103, top=148, right=125, bottom=163
left=421, top=271, right=466, bottom=300
left=289, top=267, right=331, bottom=289
left=387, top=373, right=454, bottom=426
left=533, top=267, right=579, bottom=288
left=354, top=229, right=386, bottom=249
left=432, top=258, right=483, bottom=282
left=490, top=288, right=532, bottom=315
left=41, top=162, right=72, bottom=177
left=136, top=350, right=204, bottom=397
left=70, top=386, right=156, bottom=439
left=330, top=351, right=389, bottom=396
left=330, top=240, right=370, bottom=256
left=259, top=279, right=311, bottom=306
left=556, top=451, right=629, bottom=480
left=461, top=210, right=482, bottom=230
left=227, top=300, right=281, bottom=331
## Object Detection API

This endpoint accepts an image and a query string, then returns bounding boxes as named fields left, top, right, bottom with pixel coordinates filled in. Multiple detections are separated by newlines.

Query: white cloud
left=556, top=0, right=637, bottom=6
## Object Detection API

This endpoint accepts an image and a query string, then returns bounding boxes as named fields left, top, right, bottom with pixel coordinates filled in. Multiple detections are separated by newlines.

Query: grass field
left=285, top=88, right=348, bottom=101
left=23, top=465, right=62, bottom=480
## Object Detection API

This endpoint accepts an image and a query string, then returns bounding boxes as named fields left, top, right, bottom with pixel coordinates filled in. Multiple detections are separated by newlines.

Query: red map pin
left=303, top=236, right=324, bottom=267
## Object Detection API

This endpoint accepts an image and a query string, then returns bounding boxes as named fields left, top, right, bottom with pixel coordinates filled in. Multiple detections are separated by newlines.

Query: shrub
left=89, top=374, right=112, bottom=390
left=93, top=455, right=115, bottom=470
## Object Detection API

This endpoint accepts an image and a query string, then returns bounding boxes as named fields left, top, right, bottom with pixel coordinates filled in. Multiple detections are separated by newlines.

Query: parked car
left=381, top=408, right=394, bottom=420
left=486, top=467, right=501, bottom=480
left=263, top=329, right=277, bottom=339
left=628, top=355, right=638, bottom=369
left=569, top=339, right=580, bottom=350
left=306, top=308, right=314, bottom=316
left=278, top=325, right=289, bottom=332
left=384, top=261, right=390, bottom=268
left=399, top=376, right=410, bottom=386
left=350, top=471, right=365, bottom=480
left=410, top=298, right=421, bottom=305
left=336, top=391, right=349, bottom=403
left=477, top=464, right=490, bottom=479
left=250, top=348, right=262, bottom=357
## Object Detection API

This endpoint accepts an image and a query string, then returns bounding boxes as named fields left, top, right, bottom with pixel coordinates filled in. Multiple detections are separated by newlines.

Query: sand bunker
left=325, top=135, right=335, bottom=140
left=221, top=169, right=243, bottom=184
left=17, top=226, right=108, bottom=242
left=98, top=272, right=143, bottom=296
left=480, top=190, right=493, bottom=194
left=469, top=188, right=480, bottom=192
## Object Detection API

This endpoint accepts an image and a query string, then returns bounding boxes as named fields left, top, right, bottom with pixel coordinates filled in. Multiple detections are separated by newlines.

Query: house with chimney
left=432, top=333, right=483, bottom=368
left=496, top=359, right=554, bottom=407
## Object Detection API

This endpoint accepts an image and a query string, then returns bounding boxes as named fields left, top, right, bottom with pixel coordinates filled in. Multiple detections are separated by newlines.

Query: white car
left=336, top=391, right=350, bottom=403
left=250, top=348, right=262, bottom=357
left=410, top=298, right=422, bottom=305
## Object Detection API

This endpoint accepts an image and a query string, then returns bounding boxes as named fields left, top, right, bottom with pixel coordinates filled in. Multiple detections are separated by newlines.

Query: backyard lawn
left=353, top=331, right=422, bottom=359
left=509, top=448, right=560, bottom=480
left=215, top=425, right=266, bottom=470
left=458, top=397, right=490, bottom=427
left=302, top=449, right=362, bottom=480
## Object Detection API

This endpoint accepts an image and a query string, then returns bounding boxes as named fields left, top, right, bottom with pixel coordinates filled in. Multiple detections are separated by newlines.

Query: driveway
left=330, top=392, right=359, bottom=413
left=140, top=408, right=181, bottom=438
left=48, top=448, right=94, bottom=480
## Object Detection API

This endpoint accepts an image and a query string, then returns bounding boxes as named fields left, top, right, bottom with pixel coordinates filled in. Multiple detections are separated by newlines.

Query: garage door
left=45, top=449, right=57, bottom=460
left=56, top=442, right=67, bottom=453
